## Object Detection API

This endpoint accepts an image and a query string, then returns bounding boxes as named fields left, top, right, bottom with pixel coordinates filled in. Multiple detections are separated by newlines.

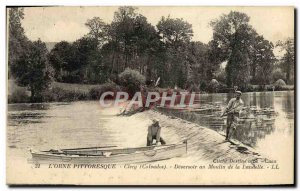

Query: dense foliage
left=8, top=7, right=294, bottom=102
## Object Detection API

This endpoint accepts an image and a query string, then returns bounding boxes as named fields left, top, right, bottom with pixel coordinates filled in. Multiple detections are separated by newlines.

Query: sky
left=20, top=6, right=294, bottom=47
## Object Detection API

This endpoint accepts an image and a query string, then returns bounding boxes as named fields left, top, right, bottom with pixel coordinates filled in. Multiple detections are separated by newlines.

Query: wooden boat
left=30, top=141, right=187, bottom=164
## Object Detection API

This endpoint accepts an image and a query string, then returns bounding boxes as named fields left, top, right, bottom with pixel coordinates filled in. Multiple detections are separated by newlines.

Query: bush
left=274, top=79, right=287, bottom=88
left=118, top=68, right=146, bottom=95
left=42, top=87, right=89, bottom=102
left=8, top=87, right=30, bottom=103
left=272, top=68, right=285, bottom=82
left=89, top=82, right=120, bottom=100
left=207, top=79, right=220, bottom=93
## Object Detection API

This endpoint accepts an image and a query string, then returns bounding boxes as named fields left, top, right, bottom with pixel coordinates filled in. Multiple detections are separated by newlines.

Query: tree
left=215, top=67, right=226, bottom=83
left=157, top=16, right=193, bottom=48
left=272, top=68, right=285, bottom=82
left=252, top=35, right=276, bottom=85
left=210, top=11, right=257, bottom=87
left=108, top=6, right=138, bottom=70
left=156, top=16, right=194, bottom=88
left=85, top=17, right=108, bottom=48
left=49, top=37, right=106, bottom=84
left=49, top=41, right=78, bottom=81
left=104, top=6, right=163, bottom=83
left=8, top=8, right=29, bottom=78
left=73, top=37, right=104, bottom=83
left=276, top=38, right=294, bottom=84
left=11, top=39, right=52, bottom=102
left=132, top=15, right=164, bottom=80
left=113, top=6, right=138, bottom=23
left=226, top=48, right=251, bottom=88
left=185, top=42, right=216, bottom=87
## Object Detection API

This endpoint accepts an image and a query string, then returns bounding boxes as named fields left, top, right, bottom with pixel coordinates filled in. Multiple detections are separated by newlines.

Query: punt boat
left=30, top=141, right=187, bottom=164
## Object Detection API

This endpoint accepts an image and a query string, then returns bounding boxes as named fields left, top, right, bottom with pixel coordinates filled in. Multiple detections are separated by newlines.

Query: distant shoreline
left=7, top=89, right=294, bottom=105
left=8, top=80, right=294, bottom=104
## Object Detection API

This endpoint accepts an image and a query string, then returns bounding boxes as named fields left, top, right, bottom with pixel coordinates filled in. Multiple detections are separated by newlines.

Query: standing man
left=147, top=119, right=166, bottom=146
left=222, top=91, right=244, bottom=141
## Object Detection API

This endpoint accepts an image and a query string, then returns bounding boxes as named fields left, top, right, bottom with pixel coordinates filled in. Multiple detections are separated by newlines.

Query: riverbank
left=8, top=80, right=119, bottom=103
left=8, top=80, right=294, bottom=103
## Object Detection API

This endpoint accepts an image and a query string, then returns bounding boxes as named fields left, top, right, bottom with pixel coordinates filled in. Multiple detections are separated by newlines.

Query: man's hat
left=235, top=91, right=242, bottom=95
left=152, top=119, right=159, bottom=124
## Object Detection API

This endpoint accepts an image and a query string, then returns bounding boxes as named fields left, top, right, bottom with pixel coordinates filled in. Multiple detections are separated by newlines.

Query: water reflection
left=7, top=103, right=72, bottom=126
left=158, top=91, right=294, bottom=148
left=7, top=104, right=52, bottom=126
left=8, top=103, right=51, bottom=111
left=282, top=91, right=294, bottom=113
left=8, top=112, right=47, bottom=126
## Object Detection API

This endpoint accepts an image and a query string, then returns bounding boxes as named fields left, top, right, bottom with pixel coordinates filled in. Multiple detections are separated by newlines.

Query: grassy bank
left=8, top=80, right=120, bottom=103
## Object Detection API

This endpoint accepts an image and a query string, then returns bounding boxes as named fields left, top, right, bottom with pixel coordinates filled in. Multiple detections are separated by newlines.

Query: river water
left=214, top=91, right=294, bottom=156
left=7, top=91, right=294, bottom=161
left=198, top=91, right=294, bottom=152
left=158, top=91, right=294, bottom=159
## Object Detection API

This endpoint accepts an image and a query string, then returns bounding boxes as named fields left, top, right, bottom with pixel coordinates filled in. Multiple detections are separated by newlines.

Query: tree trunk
left=30, top=86, right=35, bottom=102
left=110, top=50, right=116, bottom=74
left=251, top=63, right=256, bottom=82
left=286, top=57, right=291, bottom=84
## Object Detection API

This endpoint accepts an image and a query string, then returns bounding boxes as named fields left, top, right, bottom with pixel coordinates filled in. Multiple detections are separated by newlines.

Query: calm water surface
left=7, top=91, right=294, bottom=160
left=197, top=91, right=294, bottom=148
left=160, top=91, right=294, bottom=158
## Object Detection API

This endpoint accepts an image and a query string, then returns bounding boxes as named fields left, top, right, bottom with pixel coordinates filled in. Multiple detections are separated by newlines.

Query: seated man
left=147, top=119, right=166, bottom=146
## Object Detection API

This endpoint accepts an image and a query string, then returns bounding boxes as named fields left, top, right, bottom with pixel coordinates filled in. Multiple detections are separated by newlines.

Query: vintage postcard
left=7, top=6, right=295, bottom=185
